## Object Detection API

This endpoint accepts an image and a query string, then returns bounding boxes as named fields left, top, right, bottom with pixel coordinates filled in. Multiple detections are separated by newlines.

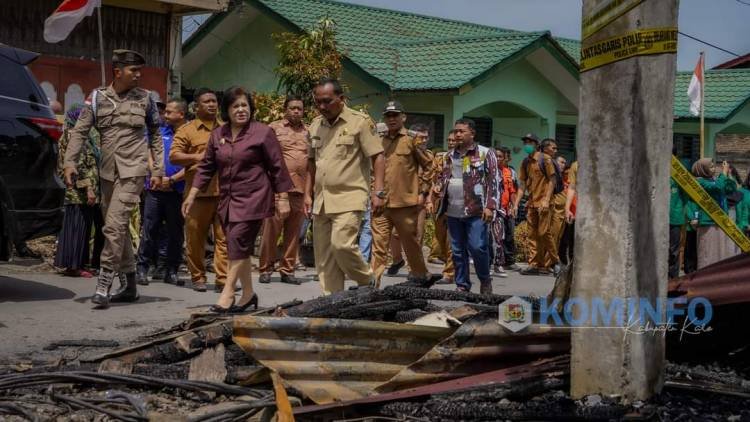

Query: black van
left=0, top=44, right=64, bottom=259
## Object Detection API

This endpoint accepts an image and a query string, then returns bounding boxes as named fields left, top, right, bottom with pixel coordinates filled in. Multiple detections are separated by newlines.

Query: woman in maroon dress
left=182, top=86, right=293, bottom=312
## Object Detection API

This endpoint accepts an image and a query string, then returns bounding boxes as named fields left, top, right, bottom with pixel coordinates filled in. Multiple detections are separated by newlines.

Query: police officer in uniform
left=64, top=49, right=164, bottom=308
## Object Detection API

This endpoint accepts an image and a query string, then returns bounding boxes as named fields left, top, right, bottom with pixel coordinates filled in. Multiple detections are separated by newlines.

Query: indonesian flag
left=43, top=0, right=101, bottom=43
left=687, top=54, right=704, bottom=117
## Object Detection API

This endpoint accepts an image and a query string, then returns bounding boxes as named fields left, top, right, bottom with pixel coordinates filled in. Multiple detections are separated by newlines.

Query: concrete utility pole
left=571, top=0, right=679, bottom=401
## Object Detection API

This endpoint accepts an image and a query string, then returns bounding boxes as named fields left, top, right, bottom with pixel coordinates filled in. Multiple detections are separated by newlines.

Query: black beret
left=112, top=49, right=145, bottom=66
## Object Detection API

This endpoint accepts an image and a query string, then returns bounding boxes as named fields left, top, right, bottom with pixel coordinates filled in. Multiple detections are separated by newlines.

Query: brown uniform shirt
left=269, top=119, right=309, bottom=195
left=518, top=151, right=556, bottom=208
left=568, top=161, right=579, bottom=187
left=65, top=85, right=164, bottom=181
left=381, top=127, right=434, bottom=208
left=170, top=117, right=221, bottom=197
left=308, top=106, right=384, bottom=215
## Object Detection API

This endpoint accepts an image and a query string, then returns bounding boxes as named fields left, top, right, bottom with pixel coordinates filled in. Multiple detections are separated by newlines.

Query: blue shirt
left=145, top=123, right=184, bottom=193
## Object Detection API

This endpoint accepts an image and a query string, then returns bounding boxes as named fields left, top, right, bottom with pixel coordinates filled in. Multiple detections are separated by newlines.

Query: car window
left=0, top=55, right=43, bottom=104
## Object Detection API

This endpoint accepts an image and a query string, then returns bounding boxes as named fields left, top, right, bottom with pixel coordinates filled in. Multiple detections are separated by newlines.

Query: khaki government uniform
left=309, top=106, right=384, bottom=294
left=169, top=118, right=228, bottom=287
left=550, top=167, right=568, bottom=247
left=519, top=152, right=557, bottom=269
left=259, top=119, right=309, bottom=276
left=65, top=85, right=164, bottom=274
left=371, top=128, right=434, bottom=284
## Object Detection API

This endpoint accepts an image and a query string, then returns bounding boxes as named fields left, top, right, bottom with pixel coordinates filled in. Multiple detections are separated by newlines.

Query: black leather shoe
left=135, top=268, right=149, bottom=286
left=230, top=293, right=258, bottom=313
left=258, top=273, right=272, bottom=284
left=386, top=260, right=406, bottom=276
left=209, top=297, right=235, bottom=314
left=164, top=270, right=182, bottom=286
left=110, top=272, right=140, bottom=303
left=280, top=274, right=301, bottom=285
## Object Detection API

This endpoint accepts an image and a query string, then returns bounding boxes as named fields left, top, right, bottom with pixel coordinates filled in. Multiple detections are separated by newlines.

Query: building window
left=673, top=133, right=700, bottom=163
left=462, top=116, right=493, bottom=147
left=555, top=124, right=577, bottom=161
left=406, top=113, right=444, bottom=148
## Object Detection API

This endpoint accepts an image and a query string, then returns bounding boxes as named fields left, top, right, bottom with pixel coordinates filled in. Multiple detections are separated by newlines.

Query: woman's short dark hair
left=221, top=86, right=255, bottom=122
left=284, top=94, right=305, bottom=109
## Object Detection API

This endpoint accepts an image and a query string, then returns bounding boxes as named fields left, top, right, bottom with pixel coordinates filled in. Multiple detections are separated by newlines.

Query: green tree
left=272, top=17, right=342, bottom=97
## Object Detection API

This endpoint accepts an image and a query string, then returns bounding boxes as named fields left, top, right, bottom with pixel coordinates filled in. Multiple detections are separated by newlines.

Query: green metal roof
left=391, top=33, right=548, bottom=90
left=185, top=0, right=750, bottom=120
left=673, top=69, right=750, bottom=120
left=250, top=0, right=575, bottom=90
left=553, top=37, right=581, bottom=64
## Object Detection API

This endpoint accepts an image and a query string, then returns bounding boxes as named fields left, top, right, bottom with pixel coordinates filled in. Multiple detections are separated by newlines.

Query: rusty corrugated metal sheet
left=294, top=355, right=570, bottom=417
left=376, top=318, right=571, bottom=392
left=232, top=316, right=453, bottom=404
left=669, top=253, right=750, bottom=306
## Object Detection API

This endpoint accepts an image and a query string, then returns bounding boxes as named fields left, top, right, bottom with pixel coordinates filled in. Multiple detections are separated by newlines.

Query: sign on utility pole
left=572, top=0, right=678, bottom=401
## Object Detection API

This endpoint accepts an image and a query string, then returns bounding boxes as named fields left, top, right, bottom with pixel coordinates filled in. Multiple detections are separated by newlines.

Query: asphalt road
left=0, top=257, right=555, bottom=363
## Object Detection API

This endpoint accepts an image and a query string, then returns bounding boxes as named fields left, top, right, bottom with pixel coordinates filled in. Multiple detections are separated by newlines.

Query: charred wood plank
left=383, top=285, right=539, bottom=307
left=285, top=287, right=388, bottom=317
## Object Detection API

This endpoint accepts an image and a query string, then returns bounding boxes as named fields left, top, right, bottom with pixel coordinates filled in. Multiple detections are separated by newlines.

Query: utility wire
left=678, top=31, right=740, bottom=57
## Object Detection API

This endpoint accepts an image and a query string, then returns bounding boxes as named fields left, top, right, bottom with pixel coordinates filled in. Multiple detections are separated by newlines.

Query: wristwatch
left=375, top=190, right=386, bottom=199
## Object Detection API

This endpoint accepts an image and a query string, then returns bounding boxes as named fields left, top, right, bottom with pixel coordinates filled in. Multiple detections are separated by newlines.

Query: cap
left=382, top=100, right=405, bottom=115
left=112, top=49, right=145, bottom=66
left=521, top=133, right=540, bottom=143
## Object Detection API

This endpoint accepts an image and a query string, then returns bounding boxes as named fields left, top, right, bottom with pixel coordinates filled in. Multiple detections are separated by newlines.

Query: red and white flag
left=43, top=0, right=101, bottom=43
left=687, top=54, right=704, bottom=117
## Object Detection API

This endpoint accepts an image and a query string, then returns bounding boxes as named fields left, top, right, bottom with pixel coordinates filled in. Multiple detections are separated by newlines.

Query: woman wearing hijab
left=687, top=158, right=738, bottom=269
left=738, top=173, right=750, bottom=237
left=54, top=104, right=102, bottom=277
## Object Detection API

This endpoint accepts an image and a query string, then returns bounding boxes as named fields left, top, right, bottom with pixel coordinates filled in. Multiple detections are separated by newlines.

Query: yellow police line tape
left=582, top=0, right=644, bottom=40
left=671, top=155, right=750, bottom=253
left=580, top=27, right=677, bottom=72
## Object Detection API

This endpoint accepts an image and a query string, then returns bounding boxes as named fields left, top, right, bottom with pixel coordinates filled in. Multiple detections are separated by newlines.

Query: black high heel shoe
left=209, top=297, right=235, bottom=314
left=230, top=293, right=258, bottom=313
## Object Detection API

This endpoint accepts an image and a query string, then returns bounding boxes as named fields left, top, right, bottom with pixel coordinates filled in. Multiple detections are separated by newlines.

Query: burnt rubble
left=0, top=281, right=749, bottom=421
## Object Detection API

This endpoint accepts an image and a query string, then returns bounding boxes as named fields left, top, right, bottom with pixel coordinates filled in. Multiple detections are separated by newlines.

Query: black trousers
left=668, top=225, right=682, bottom=279
left=502, top=215, right=516, bottom=266
left=136, top=190, right=184, bottom=272
left=683, top=229, right=698, bottom=275
left=558, top=222, right=575, bottom=266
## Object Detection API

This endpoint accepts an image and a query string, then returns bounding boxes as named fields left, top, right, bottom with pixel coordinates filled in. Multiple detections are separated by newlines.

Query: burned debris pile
left=1, top=279, right=750, bottom=421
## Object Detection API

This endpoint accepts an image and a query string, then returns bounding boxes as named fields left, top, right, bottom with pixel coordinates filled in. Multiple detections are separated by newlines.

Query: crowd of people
left=51, top=48, right=750, bottom=312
